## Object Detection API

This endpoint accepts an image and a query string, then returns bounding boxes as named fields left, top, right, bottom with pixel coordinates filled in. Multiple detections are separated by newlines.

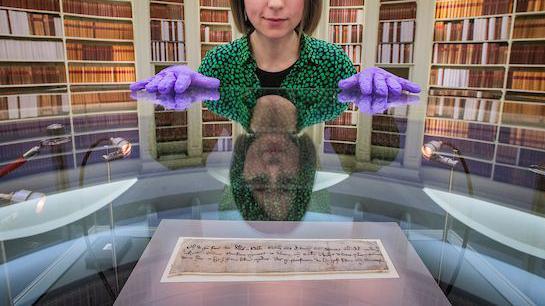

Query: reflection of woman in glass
left=228, top=95, right=317, bottom=221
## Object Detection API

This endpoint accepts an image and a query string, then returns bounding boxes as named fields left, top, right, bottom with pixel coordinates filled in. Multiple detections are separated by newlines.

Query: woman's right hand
left=130, top=65, right=220, bottom=95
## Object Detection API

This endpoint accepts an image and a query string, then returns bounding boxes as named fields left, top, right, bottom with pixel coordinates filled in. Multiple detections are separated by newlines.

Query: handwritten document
left=162, top=238, right=398, bottom=282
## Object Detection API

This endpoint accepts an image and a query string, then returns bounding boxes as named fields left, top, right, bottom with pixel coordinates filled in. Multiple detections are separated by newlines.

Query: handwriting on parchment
left=168, top=238, right=388, bottom=276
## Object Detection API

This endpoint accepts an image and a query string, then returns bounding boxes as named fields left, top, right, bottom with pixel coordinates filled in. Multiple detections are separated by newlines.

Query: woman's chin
left=255, top=28, right=296, bottom=40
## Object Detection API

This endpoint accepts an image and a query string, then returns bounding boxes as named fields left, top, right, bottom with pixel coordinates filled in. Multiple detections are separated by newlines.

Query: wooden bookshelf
left=199, top=0, right=234, bottom=153
left=425, top=0, right=545, bottom=191
left=322, top=0, right=364, bottom=156
left=0, top=0, right=139, bottom=180
left=363, top=1, right=417, bottom=165
left=148, top=0, right=189, bottom=159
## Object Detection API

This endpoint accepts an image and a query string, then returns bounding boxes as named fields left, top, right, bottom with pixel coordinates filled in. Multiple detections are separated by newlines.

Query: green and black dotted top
left=198, top=32, right=357, bottom=131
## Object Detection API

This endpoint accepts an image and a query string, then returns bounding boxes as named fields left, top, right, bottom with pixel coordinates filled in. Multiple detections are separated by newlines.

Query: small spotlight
left=102, top=137, right=132, bottom=162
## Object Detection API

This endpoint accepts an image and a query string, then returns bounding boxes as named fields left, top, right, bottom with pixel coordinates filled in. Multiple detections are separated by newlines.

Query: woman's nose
left=267, top=0, right=285, bottom=9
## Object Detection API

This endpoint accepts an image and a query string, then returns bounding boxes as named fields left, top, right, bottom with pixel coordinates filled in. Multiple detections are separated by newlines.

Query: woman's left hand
left=338, top=67, right=421, bottom=96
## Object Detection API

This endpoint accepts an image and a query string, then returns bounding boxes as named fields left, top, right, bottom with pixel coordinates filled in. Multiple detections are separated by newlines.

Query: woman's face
left=244, top=0, right=305, bottom=39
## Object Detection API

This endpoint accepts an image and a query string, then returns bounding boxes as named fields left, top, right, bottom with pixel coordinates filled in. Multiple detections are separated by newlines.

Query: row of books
left=68, top=65, right=135, bottom=83
left=0, top=10, right=62, bottom=36
left=202, top=109, right=228, bottom=122
left=512, top=16, right=545, bottom=39
left=151, top=41, right=186, bottom=62
left=510, top=43, right=545, bottom=64
left=435, top=0, right=514, bottom=19
left=324, top=142, right=355, bottom=155
left=0, top=117, right=71, bottom=142
left=63, top=0, right=132, bottom=18
left=156, top=126, right=187, bottom=142
left=73, top=112, right=138, bottom=132
left=200, top=0, right=230, bottom=7
left=324, top=127, right=357, bottom=142
left=434, top=17, right=510, bottom=42
left=497, top=145, right=545, bottom=167
left=329, top=25, right=363, bottom=44
left=202, top=123, right=232, bottom=137
left=150, top=3, right=184, bottom=20
left=201, top=26, right=232, bottom=43
left=0, top=0, right=59, bottom=12
left=516, top=0, right=545, bottom=12
left=330, top=0, right=364, bottom=6
left=430, top=67, right=505, bottom=88
left=0, top=39, right=64, bottom=61
left=326, top=111, right=358, bottom=126
left=508, top=69, right=545, bottom=91
left=372, top=116, right=408, bottom=133
left=0, top=64, right=66, bottom=85
left=155, top=0, right=183, bottom=3
left=339, top=45, right=362, bottom=64
left=499, top=126, right=545, bottom=149
left=151, top=20, right=185, bottom=42
left=71, top=91, right=135, bottom=113
left=155, top=112, right=187, bottom=127
left=502, top=101, right=545, bottom=128
left=329, top=9, right=364, bottom=24
left=200, top=9, right=229, bottom=24
left=380, top=21, right=415, bottom=43
left=201, top=45, right=214, bottom=61
left=427, top=96, right=500, bottom=123
left=429, top=88, right=502, bottom=99
left=66, top=42, right=134, bottom=61
left=423, top=135, right=495, bottom=160
left=377, top=43, right=413, bottom=64
left=517, top=147, right=545, bottom=168
left=494, top=165, right=542, bottom=190
left=203, top=138, right=232, bottom=152
left=379, top=2, right=417, bottom=20
left=432, top=43, right=508, bottom=65
left=371, top=132, right=404, bottom=149
left=64, top=19, right=133, bottom=40
left=0, top=94, right=68, bottom=120
left=425, top=118, right=497, bottom=141
left=502, top=100, right=545, bottom=126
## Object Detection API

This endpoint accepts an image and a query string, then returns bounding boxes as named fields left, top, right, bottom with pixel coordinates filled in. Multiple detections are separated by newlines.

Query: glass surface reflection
left=0, top=86, right=544, bottom=306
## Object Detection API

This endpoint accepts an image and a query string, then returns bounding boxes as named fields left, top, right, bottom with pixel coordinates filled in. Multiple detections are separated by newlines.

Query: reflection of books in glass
left=162, top=237, right=398, bottom=282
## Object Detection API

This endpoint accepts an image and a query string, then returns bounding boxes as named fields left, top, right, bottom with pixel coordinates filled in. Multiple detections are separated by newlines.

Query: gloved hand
left=132, top=87, right=220, bottom=111
left=338, top=88, right=420, bottom=114
left=338, top=67, right=421, bottom=96
left=130, top=65, right=220, bottom=95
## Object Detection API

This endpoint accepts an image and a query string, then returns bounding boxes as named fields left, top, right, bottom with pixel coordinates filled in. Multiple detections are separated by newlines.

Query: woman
left=131, top=0, right=420, bottom=129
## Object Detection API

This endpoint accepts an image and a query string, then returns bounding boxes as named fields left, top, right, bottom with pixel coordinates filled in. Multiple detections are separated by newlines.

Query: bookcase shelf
left=147, top=0, right=188, bottom=158
left=62, top=12, right=132, bottom=21
left=66, top=37, right=134, bottom=43
left=0, top=0, right=139, bottom=177
left=435, top=13, right=513, bottom=22
left=0, top=34, right=63, bottom=40
left=0, top=83, right=68, bottom=88
left=323, top=0, right=364, bottom=156
left=424, top=0, right=545, bottom=189
left=367, top=0, right=417, bottom=161
left=197, top=0, right=235, bottom=153
left=0, top=6, right=60, bottom=15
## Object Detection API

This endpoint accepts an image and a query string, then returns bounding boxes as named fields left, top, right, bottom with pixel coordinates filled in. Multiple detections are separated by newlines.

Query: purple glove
left=132, top=87, right=220, bottom=111
left=130, top=65, right=220, bottom=95
left=338, top=88, right=420, bottom=114
left=338, top=67, right=421, bottom=97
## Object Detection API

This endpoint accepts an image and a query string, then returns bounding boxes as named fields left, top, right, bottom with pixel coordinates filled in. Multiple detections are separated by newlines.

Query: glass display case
left=0, top=86, right=543, bottom=306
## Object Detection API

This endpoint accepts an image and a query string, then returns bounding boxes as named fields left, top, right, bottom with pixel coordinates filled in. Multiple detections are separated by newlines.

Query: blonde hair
left=230, top=0, right=323, bottom=35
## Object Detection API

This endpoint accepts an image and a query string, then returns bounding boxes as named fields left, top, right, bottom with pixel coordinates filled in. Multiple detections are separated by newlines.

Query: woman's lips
left=264, top=17, right=287, bottom=26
